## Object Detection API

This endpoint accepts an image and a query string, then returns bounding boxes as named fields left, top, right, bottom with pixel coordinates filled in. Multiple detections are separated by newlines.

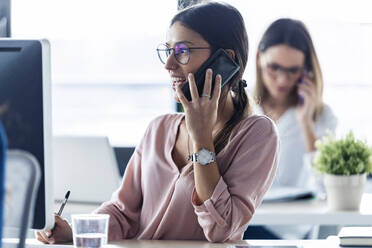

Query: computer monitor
left=0, top=39, right=54, bottom=230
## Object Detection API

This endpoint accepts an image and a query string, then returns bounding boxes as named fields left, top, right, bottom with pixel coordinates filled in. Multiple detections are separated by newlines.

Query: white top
left=256, top=103, right=338, bottom=239
left=256, top=104, right=338, bottom=190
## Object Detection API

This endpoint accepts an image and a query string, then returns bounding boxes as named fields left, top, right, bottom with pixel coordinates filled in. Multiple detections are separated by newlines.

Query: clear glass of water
left=71, top=214, right=110, bottom=248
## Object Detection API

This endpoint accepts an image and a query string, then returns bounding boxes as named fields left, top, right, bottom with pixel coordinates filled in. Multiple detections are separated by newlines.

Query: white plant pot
left=323, top=173, right=366, bottom=211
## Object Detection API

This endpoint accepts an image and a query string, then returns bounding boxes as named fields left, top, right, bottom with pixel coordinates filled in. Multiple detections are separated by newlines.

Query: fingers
left=35, top=231, right=47, bottom=243
left=54, top=214, right=72, bottom=238
left=35, top=214, right=73, bottom=245
left=55, top=214, right=64, bottom=223
left=39, top=230, right=49, bottom=242
left=297, top=89, right=310, bottom=104
left=188, top=73, right=199, bottom=102
left=298, top=85, right=314, bottom=100
left=307, top=70, right=315, bottom=80
left=301, top=77, right=315, bottom=90
left=35, top=230, right=54, bottom=244
left=36, top=215, right=63, bottom=244
left=202, top=68, right=213, bottom=97
left=176, top=84, right=190, bottom=111
left=298, top=79, right=315, bottom=98
left=212, top=74, right=222, bottom=104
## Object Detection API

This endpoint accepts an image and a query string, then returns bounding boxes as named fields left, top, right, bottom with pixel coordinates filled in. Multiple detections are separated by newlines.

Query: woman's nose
left=164, top=51, right=178, bottom=71
left=276, top=71, right=292, bottom=85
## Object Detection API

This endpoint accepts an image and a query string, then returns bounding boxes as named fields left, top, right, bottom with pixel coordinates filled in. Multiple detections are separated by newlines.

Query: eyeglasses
left=156, top=42, right=210, bottom=65
left=264, top=63, right=304, bottom=80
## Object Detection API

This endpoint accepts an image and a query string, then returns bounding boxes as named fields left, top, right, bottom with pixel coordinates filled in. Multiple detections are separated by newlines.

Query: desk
left=3, top=236, right=342, bottom=248
left=60, top=194, right=372, bottom=225
left=251, top=193, right=372, bottom=225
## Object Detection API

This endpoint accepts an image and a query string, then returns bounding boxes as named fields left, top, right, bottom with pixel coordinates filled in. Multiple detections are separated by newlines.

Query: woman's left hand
left=296, top=75, right=317, bottom=126
left=176, top=69, right=222, bottom=149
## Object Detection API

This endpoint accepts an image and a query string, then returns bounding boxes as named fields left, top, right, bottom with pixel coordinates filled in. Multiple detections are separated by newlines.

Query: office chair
left=0, top=122, right=7, bottom=244
left=2, top=150, right=41, bottom=248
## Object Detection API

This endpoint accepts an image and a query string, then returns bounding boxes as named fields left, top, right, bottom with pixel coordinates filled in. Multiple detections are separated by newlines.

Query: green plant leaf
left=314, top=130, right=372, bottom=175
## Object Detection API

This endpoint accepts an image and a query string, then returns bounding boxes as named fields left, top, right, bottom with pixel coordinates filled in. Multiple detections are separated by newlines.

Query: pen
left=57, top=190, right=70, bottom=216
left=48, top=191, right=70, bottom=238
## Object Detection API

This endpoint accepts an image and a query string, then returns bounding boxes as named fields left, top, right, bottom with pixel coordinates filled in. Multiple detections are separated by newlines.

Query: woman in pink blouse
left=36, top=2, right=279, bottom=243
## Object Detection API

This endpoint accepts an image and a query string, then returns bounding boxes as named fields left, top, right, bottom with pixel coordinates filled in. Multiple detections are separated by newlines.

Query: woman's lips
left=277, top=87, right=288, bottom=92
left=172, top=78, right=187, bottom=90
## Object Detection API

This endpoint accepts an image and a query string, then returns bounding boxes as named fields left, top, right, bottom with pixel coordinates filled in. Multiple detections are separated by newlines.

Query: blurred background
left=9, top=0, right=372, bottom=148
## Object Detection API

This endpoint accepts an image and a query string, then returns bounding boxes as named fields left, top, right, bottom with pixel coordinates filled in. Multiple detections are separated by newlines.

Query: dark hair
left=171, top=2, right=251, bottom=154
left=259, top=18, right=313, bottom=70
left=255, top=18, right=324, bottom=120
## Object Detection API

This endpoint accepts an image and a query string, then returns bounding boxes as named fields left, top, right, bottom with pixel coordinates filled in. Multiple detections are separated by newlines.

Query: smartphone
left=181, top=48, right=240, bottom=101
left=297, top=67, right=311, bottom=105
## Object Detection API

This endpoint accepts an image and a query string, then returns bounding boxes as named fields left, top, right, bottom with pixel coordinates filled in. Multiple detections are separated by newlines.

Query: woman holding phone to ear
left=36, top=2, right=279, bottom=244
left=244, top=18, right=338, bottom=239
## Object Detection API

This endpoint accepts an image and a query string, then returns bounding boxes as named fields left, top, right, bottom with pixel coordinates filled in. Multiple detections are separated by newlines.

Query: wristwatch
left=191, top=148, right=216, bottom=165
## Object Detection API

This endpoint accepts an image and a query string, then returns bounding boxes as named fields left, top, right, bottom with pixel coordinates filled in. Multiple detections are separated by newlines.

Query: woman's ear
left=225, top=49, right=235, bottom=60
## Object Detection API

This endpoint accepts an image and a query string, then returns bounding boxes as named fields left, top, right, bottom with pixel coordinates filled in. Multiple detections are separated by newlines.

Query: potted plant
left=314, top=131, right=372, bottom=211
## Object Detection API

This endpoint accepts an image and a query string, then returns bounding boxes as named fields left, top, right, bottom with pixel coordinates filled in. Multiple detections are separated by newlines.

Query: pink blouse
left=95, top=113, right=279, bottom=242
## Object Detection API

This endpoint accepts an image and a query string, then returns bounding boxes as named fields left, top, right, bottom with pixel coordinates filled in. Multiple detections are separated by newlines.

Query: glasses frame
left=264, top=62, right=304, bottom=80
left=156, top=42, right=210, bottom=65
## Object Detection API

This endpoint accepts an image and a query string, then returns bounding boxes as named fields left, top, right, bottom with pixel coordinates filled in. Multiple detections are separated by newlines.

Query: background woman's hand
left=176, top=69, right=221, bottom=148
left=35, top=215, right=73, bottom=244
left=296, top=75, right=317, bottom=126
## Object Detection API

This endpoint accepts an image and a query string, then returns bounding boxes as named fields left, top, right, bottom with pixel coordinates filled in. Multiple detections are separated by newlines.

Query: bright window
left=12, top=0, right=372, bottom=145
left=12, top=0, right=176, bottom=146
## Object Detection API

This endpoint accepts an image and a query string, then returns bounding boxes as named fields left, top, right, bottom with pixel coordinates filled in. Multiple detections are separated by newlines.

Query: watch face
left=198, top=149, right=213, bottom=165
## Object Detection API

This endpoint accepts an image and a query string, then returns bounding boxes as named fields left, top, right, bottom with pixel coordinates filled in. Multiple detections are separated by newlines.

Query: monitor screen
left=0, top=39, right=53, bottom=230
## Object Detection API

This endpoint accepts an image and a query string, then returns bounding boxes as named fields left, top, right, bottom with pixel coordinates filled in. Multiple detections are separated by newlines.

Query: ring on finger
left=201, top=93, right=211, bottom=98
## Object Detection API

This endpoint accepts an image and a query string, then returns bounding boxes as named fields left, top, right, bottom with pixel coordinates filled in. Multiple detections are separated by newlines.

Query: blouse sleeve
left=191, top=116, right=280, bottom=242
left=93, top=127, right=149, bottom=240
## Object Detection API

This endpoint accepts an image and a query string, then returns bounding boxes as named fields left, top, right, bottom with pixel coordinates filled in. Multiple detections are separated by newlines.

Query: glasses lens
left=266, top=63, right=302, bottom=79
left=174, top=42, right=189, bottom=64
left=157, top=44, right=169, bottom=64
left=267, top=63, right=279, bottom=72
left=288, top=67, right=302, bottom=76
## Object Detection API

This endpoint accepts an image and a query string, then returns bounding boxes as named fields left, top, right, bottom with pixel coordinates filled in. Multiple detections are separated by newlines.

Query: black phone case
left=297, top=67, right=311, bottom=105
left=181, top=48, right=240, bottom=101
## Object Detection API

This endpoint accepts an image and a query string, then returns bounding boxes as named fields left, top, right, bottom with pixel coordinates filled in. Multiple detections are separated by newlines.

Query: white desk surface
left=4, top=236, right=342, bottom=248
left=251, top=193, right=372, bottom=225
left=59, top=193, right=372, bottom=225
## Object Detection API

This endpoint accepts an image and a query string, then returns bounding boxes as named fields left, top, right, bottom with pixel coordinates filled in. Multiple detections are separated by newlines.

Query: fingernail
left=207, top=68, right=212, bottom=73
left=188, top=73, right=192, bottom=78
left=49, top=238, right=55, bottom=244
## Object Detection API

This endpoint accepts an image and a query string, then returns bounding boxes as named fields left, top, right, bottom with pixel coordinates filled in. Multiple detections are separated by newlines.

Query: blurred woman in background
left=245, top=18, right=338, bottom=239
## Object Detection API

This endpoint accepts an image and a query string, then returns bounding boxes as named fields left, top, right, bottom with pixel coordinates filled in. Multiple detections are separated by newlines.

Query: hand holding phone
left=297, top=68, right=311, bottom=105
left=181, top=49, right=240, bottom=101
